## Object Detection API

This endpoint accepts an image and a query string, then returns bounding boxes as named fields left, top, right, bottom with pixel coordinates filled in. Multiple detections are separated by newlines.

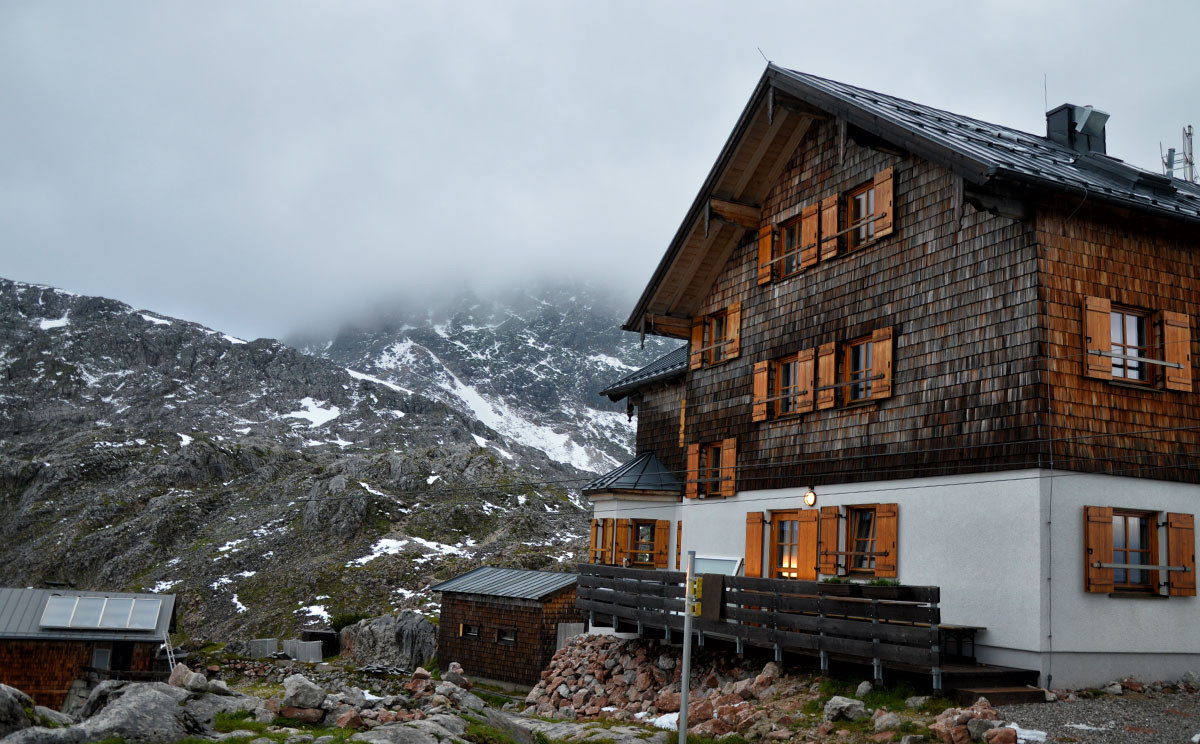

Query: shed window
left=460, top=624, right=480, bottom=639
left=497, top=628, right=516, bottom=646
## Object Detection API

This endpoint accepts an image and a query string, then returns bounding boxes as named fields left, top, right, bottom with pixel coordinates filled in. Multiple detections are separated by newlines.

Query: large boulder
left=282, top=675, right=325, bottom=709
left=78, top=683, right=198, bottom=744
left=340, top=611, right=436, bottom=669
left=0, top=684, right=33, bottom=737
left=823, top=695, right=867, bottom=722
left=0, top=727, right=88, bottom=744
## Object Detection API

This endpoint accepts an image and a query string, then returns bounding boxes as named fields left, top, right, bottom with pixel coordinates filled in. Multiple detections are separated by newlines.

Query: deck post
left=735, top=637, right=743, bottom=654
left=818, top=594, right=829, bottom=673
left=931, top=594, right=942, bottom=692
left=679, top=551, right=696, bottom=744
left=698, top=632, right=705, bottom=648
left=774, top=644, right=782, bottom=663
left=871, top=598, right=883, bottom=685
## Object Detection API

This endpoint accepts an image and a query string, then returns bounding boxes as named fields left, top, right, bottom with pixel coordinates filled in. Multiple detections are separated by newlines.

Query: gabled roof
left=0, top=587, right=176, bottom=642
left=583, top=452, right=682, bottom=496
left=430, top=566, right=576, bottom=600
left=598, top=344, right=687, bottom=401
left=626, top=65, right=1200, bottom=337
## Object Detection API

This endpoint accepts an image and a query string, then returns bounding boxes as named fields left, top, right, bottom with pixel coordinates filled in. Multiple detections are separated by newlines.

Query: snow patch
left=284, top=397, right=341, bottom=427
left=233, top=427, right=251, bottom=435
left=350, top=538, right=409, bottom=566
left=211, top=577, right=232, bottom=589
left=223, top=334, right=247, bottom=345
left=39, top=314, right=69, bottom=330
left=1010, top=723, right=1047, bottom=743
left=235, top=570, right=256, bottom=579
left=471, top=434, right=489, bottom=447
left=299, top=604, right=330, bottom=621
left=426, top=474, right=441, bottom=485
left=217, top=539, right=245, bottom=553
left=346, top=368, right=412, bottom=395
left=178, top=433, right=193, bottom=447
left=140, top=313, right=171, bottom=326
left=232, top=594, right=247, bottom=613
left=150, top=580, right=176, bottom=593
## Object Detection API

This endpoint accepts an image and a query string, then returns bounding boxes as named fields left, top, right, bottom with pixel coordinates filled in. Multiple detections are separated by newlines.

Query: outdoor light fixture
left=803, top=486, right=817, bottom=507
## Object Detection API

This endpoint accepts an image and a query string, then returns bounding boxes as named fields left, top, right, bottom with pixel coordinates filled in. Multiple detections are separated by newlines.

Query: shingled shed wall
left=0, top=639, right=158, bottom=709
left=685, top=117, right=1045, bottom=491
left=437, top=586, right=582, bottom=685
left=1038, top=202, right=1200, bottom=483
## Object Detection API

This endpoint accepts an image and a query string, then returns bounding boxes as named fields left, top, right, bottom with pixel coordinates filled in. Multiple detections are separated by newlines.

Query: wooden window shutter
left=676, top=520, right=683, bottom=570
left=819, top=194, right=840, bottom=262
left=744, top=512, right=764, bottom=577
left=1083, top=296, right=1112, bottom=380
left=678, top=398, right=686, bottom=448
left=1161, top=311, right=1193, bottom=392
left=689, top=318, right=705, bottom=370
left=685, top=444, right=700, bottom=499
left=1167, top=512, right=1196, bottom=596
left=818, top=506, right=840, bottom=575
left=797, top=509, right=819, bottom=581
left=752, top=361, right=769, bottom=422
left=653, top=520, right=671, bottom=568
left=1084, top=506, right=1114, bottom=593
left=756, top=225, right=776, bottom=285
left=800, top=203, right=820, bottom=270
left=875, top=503, right=899, bottom=578
left=725, top=302, right=742, bottom=359
left=602, top=518, right=614, bottom=563
left=873, top=167, right=895, bottom=238
left=816, top=342, right=837, bottom=410
left=871, top=327, right=894, bottom=400
left=795, top=348, right=816, bottom=412
left=589, top=519, right=599, bottom=563
left=614, top=519, right=632, bottom=567
left=720, top=437, right=737, bottom=497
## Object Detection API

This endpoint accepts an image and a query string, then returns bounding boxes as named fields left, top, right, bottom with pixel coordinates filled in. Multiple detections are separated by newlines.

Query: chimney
left=1046, top=103, right=1109, bottom=155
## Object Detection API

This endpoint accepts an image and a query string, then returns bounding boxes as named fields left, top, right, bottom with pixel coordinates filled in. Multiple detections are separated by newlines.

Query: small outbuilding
left=432, top=567, right=583, bottom=685
left=0, top=587, right=176, bottom=709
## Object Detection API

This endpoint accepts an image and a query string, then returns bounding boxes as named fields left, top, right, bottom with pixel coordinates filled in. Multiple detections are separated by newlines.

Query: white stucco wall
left=590, top=469, right=1200, bottom=687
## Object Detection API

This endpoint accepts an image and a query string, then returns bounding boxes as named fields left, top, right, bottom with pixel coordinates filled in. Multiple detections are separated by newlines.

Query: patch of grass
left=472, top=689, right=512, bottom=708
left=330, top=612, right=369, bottom=632
left=213, top=710, right=268, bottom=735
left=687, top=735, right=748, bottom=744
left=464, top=722, right=521, bottom=744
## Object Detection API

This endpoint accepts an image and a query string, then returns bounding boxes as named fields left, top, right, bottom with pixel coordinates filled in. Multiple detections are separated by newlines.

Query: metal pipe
left=1086, top=349, right=1184, bottom=369
left=1092, top=562, right=1190, bottom=572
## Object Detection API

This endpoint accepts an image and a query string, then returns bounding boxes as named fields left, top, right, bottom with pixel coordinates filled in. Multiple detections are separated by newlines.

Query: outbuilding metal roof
left=599, top=345, right=687, bottom=401
left=583, top=452, right=682, bottom=495
left=0, top=587, right=176, bottom=642
left=771, top=66, right=1200, bottom=223
left=431, top=567, right=576, bottom=600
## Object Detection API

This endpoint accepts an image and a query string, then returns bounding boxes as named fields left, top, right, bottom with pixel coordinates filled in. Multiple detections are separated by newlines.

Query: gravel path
left=998, top=692, right=1200, bottom=743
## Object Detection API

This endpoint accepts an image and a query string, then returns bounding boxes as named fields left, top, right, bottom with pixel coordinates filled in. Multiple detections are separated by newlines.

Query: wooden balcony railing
left=576, top=564, right=953, bottom=690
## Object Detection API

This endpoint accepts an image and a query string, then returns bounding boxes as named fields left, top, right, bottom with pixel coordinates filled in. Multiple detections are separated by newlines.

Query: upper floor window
left=844, top=337, right=875, bottom=403
left=776, top=353, right=800, bottom=417
left=690, top=303, right=741, bottom=370
left=1111, top=306, right=1150, bottom=382
left=848, top=182, right=877, bottom=250
left=1082, top=296, right=1192, bottom=391
left=780, top=217, right=804, bottom=277
left=685, top=438, right=737, bottom=499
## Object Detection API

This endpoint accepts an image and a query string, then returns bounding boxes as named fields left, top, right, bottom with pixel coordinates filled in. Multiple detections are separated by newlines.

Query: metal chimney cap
left=1074, top=105, right=1110, bottom=137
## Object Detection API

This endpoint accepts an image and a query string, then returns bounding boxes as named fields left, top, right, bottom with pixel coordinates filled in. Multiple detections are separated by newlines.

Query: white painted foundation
left=590, top=469, right=1200, bottom=688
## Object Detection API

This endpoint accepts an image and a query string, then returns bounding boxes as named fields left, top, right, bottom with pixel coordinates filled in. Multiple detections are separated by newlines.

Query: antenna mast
left=1184, top=125, right=1196, bottom=183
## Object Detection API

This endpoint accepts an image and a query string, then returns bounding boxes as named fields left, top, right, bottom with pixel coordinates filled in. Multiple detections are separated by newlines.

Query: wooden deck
left=576, top=564, right=1038, bottom=694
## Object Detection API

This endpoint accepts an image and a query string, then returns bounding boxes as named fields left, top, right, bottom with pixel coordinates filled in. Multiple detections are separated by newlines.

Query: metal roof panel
left=430, top=567, right=577, bottom=600
left=0, top=587, right=175, bottom=642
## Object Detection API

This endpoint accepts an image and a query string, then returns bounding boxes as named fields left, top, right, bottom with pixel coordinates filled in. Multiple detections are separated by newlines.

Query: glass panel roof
left=40, top=596, right=77, bottom=628
left=71, top=597, right=105, bottom=627
left=99, top=598, right=134, bottom=628
left=128, top=599, right=161, bottom=630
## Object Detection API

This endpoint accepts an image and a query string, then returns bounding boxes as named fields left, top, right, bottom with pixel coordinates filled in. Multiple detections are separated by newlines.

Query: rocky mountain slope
left=0, top=278, right=669, bottom=644
left=290, top=283, right=677, bottom=474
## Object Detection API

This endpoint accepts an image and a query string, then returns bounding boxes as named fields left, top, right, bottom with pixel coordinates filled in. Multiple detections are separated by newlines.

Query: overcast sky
left=3, top=1, right=1198, bottom=340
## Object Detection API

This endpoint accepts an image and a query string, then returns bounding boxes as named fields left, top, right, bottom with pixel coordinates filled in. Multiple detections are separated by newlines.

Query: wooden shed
left=432, top=567, right=582, bottom=686
left=0, top=588, right=176, bottom=709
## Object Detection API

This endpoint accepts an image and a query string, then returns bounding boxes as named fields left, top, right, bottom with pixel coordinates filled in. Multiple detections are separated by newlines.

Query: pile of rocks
left=522, top=635, right=798, bottom=738
left=928, top=697, right=1017, bottom=744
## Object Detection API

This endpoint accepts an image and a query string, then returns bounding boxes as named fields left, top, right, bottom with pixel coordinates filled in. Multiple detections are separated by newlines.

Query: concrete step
left=954, top=686, right=1048, bottom=706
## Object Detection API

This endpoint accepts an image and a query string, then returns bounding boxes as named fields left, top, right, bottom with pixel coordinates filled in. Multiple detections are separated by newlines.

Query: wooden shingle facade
left=587, top=66, right=1200, bottom=688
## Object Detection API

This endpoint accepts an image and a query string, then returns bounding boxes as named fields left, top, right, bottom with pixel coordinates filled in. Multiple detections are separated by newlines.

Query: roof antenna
left=1043, top=73, right=1048, bottom=113
left=757, top=47, right=769, bottom=64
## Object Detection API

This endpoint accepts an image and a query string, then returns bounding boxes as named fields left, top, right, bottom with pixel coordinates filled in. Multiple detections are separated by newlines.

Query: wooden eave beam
left=709, top=198, right=761, bottom=229
left=662, top=220, right=734, bottom=317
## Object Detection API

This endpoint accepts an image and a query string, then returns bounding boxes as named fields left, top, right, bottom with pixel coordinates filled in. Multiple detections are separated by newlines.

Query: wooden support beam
left=709, top=198, right=761, bottom=229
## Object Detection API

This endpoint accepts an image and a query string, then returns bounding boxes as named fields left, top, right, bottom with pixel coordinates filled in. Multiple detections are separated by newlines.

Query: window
left=497, top=628, right=516, bottom=646
left=630, top=520, right=658, bottom=567
left=1082, top=296, right=1192, bottom=391
left=1111, top=307, right=1150, bottom=382
left=460, top=624, right=480, bottom=638
left=1085, top=505, right=1196, bottom=596
left=1113, top=510, right=1156, bottom=591
left=770, top=510, right=818, bottom=580
left=92, top=645, right=111, bottom=671
left=689, top=303, right=741, bottom=369
left=698, top=443, right=722, bottom=498
left=752, top=351, right=815, bottom=422
left=817, top=504, right=898, bottom=578
left=589, top=518, right=614, bottom=564
left=843, top=337, right=874, bottom=403
left=780, top=217, right=803, bottom=277
left=847, top=507, right=877, bottom=573
left=848, top=182, right=876, bottom=250
left=776, top=354, right=800, bottom=416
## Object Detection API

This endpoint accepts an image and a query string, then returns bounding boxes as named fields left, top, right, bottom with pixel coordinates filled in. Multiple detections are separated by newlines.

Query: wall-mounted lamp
left=803, top=486, right=817, bottom=507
